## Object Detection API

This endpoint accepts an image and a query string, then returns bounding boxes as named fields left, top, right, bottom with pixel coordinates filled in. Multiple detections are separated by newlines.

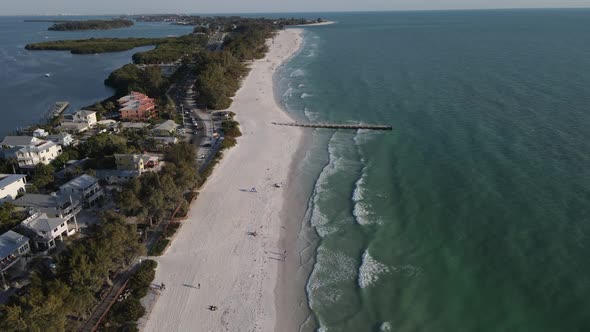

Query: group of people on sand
left=159, top=281, right=218, bottom=312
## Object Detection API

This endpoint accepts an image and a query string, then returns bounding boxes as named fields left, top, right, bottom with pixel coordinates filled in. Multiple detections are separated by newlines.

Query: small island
left=25, top=37, right=169, bottom=54
left=47, top=19, right=134, bottom=31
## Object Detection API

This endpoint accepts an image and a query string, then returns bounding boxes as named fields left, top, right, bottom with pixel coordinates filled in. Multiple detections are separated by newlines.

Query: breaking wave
left=358, top=249, right=392, bottom=288
left=290, top=68, right=305, bottom=77
left=380, top=322, right=392, bottom=331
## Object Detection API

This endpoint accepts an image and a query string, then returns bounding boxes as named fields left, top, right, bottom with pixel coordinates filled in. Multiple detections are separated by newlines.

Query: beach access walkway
left=271, top=122, right=393, bottom=130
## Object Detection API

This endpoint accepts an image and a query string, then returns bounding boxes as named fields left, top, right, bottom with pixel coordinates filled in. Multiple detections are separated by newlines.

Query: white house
left=0, top=136, right=62, bottom=169
left=47, top=132, right=74, bottom=147
left=0, top=174, right=26, bottom=202
left=13, top=193, right=82, bottom=224
left=32, top=128, right=48, bottom=138
left=59, top=110, right=98, bottom=133
left=69, top=110, right=97, bottom=128
left=151, top=120, right=177, bottom=137
left=58, top=174, right=104, bottom=207
left=0, top=230, right=30, bottom=274
left=19, top=212, right=74, bottom=252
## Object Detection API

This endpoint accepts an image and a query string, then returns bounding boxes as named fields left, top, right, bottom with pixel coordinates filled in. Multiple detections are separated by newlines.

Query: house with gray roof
left=13, top=193, right=81, bottom=224
left=0, top=174, right=27, bottom=202
left=0, top=136, right=62, bottom=169
left=19, top=212, right=73, bottom=252
left=58, top=174, right=104, bottom=207
left=152, top=120, right=177, bottom=136
left=0, top=230, right=30, bottom=273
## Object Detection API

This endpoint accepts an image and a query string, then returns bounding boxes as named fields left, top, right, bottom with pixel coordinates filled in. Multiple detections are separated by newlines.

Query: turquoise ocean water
left=277, top=9, right=590, bottom=332
left=3, top=9, right=590, bottom=332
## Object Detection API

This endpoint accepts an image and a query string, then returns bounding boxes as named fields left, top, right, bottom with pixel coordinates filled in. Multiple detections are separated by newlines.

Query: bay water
left=278, top=9, right=590, bottom=332
left=0, top=16, right=192, bottom=134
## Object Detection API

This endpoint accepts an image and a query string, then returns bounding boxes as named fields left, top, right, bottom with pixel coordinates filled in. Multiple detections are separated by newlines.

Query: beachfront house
left=13, top=193, right=82, bottom=224
left=58, top=174, right=104, bottom=207
left=0, top=174, right=27, bottom=202
left=115, top=154, right=159, bottom=174
left=118, top=92, right=157, bottom=121
left=47, top=132, right=74, bottom=147
left=19, top=212, right=75, bottom=252
left=151, top=120, right=177, bottom=137
left=0, top=136, right=62, bottom=170
left=0, top=231, right=30, bottom=276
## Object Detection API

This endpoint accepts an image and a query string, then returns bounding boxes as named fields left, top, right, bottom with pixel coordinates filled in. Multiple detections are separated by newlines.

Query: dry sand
left=143, top=29, right=306, bottom=332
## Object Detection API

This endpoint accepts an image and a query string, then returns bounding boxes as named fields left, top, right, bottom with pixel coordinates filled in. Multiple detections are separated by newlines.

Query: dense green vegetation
left=132, top=34, right=208, bottom=64
left=117, top=142, right=197, bottom=223
left=0, top=203, right=27, bottom=234
left=25, top=37, right=167, bottom=54
left=48, top=19, right=134, bottom=31
left=134, top=14, right=320, bottom=29
left=104, top=260, right=157, bottom=330
left=105, top=64, right=167, bottom=97
left=0, top=212, right=144, bottom=331
left=192, top=22, right=274, bottom=109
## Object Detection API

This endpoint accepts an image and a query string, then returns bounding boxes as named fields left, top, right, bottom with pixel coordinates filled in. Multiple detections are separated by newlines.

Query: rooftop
left=75, top=110, right=96, bottom=117
left=0, top=136, right=38, bottom=147
left=0, top=230, right=29, bottom=259
left=21, top=213, right=65, bottom=236
left=59, top=174, right=98, bottom=191
left=13, top=193, right=72, bottom=209
left=121, top=122, right=150, bottom=129
left=0, top=174, right=26, bottom=189
left=152, top=120, right=177, bottom=132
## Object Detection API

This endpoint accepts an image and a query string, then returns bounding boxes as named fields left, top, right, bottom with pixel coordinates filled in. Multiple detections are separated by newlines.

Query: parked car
left=41, top=257, right=58, bottom=275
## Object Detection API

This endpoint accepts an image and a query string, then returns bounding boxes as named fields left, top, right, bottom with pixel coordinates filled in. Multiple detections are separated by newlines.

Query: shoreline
left=300, top=20, right=336, bottom=26
left=143, top=29, right=307, bottom=332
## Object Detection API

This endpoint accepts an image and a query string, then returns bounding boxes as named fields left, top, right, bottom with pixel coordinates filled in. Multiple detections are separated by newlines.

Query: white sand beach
left=143, top=28, right=305, bottom=332
left=302, top=20, right=336, bottom=26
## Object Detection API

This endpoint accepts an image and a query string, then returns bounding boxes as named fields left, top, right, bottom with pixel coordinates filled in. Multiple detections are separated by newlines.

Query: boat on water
left=44, top=73, right=51, bottom=77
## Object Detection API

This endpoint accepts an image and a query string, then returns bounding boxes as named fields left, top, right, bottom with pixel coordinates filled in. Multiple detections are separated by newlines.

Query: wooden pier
left=271, top=122, right=392, bottom=131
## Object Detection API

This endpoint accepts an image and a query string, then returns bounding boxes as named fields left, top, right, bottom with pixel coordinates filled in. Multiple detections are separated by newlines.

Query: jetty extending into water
left=271, top=122, right=393, bottom=131
left=48, top=101, right=69, bottom=119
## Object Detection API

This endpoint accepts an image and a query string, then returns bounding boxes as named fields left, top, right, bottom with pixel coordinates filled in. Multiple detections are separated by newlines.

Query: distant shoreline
left=302, top=20, right=336, bottom=26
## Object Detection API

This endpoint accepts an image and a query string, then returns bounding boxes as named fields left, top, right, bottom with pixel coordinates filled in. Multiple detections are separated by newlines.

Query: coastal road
left=169, top=74, right=216, bottom=166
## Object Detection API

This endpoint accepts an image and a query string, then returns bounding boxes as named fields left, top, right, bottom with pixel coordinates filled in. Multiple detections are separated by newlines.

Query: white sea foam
left=301, top=93, right=313, bottom=99
left=308, top=247, right=358, bottom=294
left=282, top=87, right=294, bottom=98
left=352, top=163, right=379, bottom=226
left=380, top=322, right=392, bottom=331
left=358, top=249, right=393, bottom=288
left=290, top=68, right=305, bottom=77
left=304, top=108, right=319, bottom=122
left=309, top=133, right=343, bottom=237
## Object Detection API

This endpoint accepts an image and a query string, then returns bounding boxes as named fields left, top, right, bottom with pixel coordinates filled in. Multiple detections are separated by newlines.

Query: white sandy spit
left=143, top=29, right=304, bottom=332
left=302, top=21, right=336, bottom=26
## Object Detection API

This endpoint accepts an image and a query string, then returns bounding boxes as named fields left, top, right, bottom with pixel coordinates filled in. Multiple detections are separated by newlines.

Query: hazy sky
left=4, top=0, right=590, bottom=15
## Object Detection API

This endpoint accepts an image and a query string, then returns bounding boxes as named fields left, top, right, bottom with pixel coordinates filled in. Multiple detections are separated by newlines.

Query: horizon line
left=2, top=6, right=590, bottom=17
